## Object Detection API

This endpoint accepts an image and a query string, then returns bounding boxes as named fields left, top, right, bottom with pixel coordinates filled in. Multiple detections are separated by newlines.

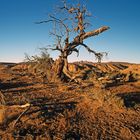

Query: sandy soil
left=0, top=62, right=140, bottom=140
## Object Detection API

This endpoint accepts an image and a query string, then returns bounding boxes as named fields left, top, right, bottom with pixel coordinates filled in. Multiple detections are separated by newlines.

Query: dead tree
left=36, top=1, right=110, bottom=82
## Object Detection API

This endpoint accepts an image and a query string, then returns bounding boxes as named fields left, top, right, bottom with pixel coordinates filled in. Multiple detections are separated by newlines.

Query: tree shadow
left=3, top=82, right=57, bottom=94
left=5, top=87, right=43, bottom=95
left=27, top=101, right=77, bottom=119
left=117, top=92, right=140, bottom=108
left=12, top=99, right=78, bottom=138
left=0, top=82, right=33, bottom=90
left=65, top=131, right=81, bottom=140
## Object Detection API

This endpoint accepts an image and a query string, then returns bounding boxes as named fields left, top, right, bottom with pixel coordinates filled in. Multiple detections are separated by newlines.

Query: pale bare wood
left=81, top=26, right=110, bottom=40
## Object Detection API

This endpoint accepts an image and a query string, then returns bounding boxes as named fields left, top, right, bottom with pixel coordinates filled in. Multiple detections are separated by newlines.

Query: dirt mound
left=72, top=62, right=130, bottom=72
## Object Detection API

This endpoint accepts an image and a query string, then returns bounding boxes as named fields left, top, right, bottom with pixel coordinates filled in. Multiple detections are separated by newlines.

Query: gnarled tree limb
left=81, top=26, right=110, bottom=40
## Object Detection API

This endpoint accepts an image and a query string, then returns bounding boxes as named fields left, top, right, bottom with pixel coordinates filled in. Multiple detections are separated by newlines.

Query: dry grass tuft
left=0, top=91, right=6, bottom=125
left=0, top=91, right=5, bottom=105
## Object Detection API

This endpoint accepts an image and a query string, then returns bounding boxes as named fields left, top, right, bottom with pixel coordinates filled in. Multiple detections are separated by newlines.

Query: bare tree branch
left=36, top=15, right=70, bottom=40
left=78, top=43, right=108, bottom=63
left=81, top=26, right=110, bottom=40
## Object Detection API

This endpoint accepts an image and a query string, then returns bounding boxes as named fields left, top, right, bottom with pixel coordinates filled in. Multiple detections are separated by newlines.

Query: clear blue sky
left=0, top=0, right=140, bottom=63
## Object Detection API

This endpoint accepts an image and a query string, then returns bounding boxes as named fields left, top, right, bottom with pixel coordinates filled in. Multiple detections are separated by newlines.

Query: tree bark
left=51, top=55, right=76, bottom=82
left=51, top=57, right=65, bottom=82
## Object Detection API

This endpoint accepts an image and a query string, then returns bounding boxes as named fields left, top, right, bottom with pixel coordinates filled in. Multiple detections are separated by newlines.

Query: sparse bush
left=25, top=48, right=54, bottom=82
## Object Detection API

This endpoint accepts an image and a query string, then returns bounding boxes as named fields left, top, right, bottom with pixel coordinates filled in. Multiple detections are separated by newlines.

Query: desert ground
left=0, top=62, right=140, bottom=139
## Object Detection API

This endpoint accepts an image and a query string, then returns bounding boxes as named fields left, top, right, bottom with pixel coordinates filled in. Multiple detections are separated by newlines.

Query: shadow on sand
left=12, top=98, right=78, bottom=139
left=117, top=92, right=140, bottom=108
left=0, top=82, right=33, bottom=90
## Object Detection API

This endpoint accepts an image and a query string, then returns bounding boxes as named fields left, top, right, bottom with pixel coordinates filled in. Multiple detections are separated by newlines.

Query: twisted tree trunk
left=51, top=57, right=65, bottom=82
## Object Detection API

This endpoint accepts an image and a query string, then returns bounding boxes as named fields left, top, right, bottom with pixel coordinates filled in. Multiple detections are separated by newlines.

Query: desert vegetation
left=0, top=0, right=140, bottom=139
